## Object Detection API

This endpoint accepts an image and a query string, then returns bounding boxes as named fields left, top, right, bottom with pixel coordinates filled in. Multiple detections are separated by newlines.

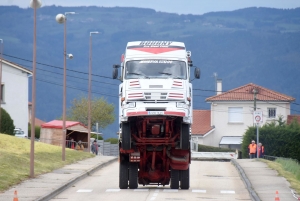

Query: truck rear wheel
left=180, top=167, right=190, bottom=190
left=119, top=159, right=129, bottom=189
left=170, top=168, right=179, bottom=189
left=180, top=124, right=190, bottom=150
left=121, top=122, right=131, bottom=150
left=129, top=163, right=138, bottom=189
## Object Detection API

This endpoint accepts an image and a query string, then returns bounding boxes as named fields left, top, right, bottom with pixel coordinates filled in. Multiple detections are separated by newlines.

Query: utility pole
left=253, top=88, right=259, bottom=158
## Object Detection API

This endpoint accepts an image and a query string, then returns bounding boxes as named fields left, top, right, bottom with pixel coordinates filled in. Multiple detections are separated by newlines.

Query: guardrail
left=191, top=152, right=237, bottom=160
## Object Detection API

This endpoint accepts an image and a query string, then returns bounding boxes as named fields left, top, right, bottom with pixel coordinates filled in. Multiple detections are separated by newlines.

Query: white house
left=191, top=82, right=295, bottom=150
left=1, top=58, right=32, bottom=136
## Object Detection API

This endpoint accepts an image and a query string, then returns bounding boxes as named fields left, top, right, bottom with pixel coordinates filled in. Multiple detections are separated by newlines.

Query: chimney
left=217, top=79, right=222, bottom=95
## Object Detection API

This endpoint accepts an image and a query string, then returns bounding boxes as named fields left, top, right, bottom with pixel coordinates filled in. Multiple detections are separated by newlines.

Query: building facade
left=1, top=59, right=32, bottom=135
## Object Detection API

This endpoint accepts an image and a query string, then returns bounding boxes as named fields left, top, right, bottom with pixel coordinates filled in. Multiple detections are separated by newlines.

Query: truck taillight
left=121, top=97, right=125, bottom=103
left=121, top=54, right=124, bottom=62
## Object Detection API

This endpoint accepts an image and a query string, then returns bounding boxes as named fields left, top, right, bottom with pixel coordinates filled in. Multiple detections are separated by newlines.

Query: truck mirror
left=112, top=68, right=118, bottom=79
left=194, top=67, right=200, bottom=79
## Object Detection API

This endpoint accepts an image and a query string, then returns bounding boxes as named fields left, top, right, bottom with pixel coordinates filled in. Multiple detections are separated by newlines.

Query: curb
left=35, top=157, right=118, bottom=201
left=231, top=159, right=260, bottom=201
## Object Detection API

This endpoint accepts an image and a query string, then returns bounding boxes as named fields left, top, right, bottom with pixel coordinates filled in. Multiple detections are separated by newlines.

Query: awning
left=219, top=136, right=243, bottom=145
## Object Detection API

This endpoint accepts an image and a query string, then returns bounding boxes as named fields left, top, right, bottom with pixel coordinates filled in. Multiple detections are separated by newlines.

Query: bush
left=28, top=123, right=41, bottom=139
left=0, top=108, right=14, bottom=135
left=242, top=121, right=300, bottom=161
left=105, top=138, right=118, bottom=144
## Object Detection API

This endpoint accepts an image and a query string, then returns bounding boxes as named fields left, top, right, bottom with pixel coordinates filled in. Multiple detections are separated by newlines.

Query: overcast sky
left=1, top=0, right=300, bottom=15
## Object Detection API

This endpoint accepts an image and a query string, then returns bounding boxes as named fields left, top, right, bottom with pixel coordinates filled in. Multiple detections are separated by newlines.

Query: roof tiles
left=206, top=83, right=295, bottom=102
left=192, top=110, right=213, bottom=135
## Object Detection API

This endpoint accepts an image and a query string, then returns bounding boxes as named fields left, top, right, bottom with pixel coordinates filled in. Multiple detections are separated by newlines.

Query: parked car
left=14, top=128, right=27, bottom=139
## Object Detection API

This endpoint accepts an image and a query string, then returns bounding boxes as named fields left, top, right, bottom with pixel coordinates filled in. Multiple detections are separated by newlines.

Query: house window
left=268, top=108, right=276, bottom=118
left=228, top=107, right=243, bottom=123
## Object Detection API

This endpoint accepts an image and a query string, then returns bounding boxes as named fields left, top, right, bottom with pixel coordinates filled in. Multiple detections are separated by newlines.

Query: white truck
left=113, top=41, right=200, bottom=189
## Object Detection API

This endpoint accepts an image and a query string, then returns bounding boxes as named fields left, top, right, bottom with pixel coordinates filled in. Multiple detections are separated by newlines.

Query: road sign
left=253, top=111, right=263, bottom=124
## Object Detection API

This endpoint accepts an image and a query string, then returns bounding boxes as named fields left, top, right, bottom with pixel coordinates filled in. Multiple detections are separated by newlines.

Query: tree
left=1, top=108, right=15, bottom=135
left=67, top=97, right=115, bottom=130
left=28, top=123, right=41, bottom=139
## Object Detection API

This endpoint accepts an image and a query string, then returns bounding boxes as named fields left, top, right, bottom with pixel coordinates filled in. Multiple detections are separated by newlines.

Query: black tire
left=119, top=159, right=128, bottom=189
left=170, top=168, right=179, bottom=189
left=122, top=122, right=131, bottom=150
left=129, top=162, right=138, bottom=189
left=180, top=167, right=190, bottom=190
left=180, top=124, right=190, bottom=150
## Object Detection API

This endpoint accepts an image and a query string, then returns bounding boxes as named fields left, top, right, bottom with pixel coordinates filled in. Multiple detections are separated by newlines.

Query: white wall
left=1, top=63, right=30, bottom=136
left=209, top=101, right=291, bottom=147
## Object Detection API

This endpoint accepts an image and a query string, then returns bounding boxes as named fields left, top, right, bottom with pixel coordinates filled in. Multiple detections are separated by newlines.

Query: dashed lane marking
left=192, top=189, right=206, bottom=193
left=134, top=189, right=149, bottom=192
left=220, top=190, right=235, bottom=194
left=163, top=189, right=178, bottom=192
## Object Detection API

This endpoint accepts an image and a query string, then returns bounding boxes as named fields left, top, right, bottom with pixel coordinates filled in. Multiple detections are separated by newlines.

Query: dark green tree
left=28, top=123, right=41, bottom=139
left=1, top=108, right=15, bottom=135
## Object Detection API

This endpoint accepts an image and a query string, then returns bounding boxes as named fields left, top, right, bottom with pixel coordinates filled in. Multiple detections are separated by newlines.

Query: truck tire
left=129, top=162, right=138, bottom=189
left=119, top=159, right=129, bottom=189
left=170, top=168, right=179, bottom=189
left=180, top=167, right=190, bottom=190
left=180, top=123, right=190, bottom=150
left=121, top=122, right=131, bottom=150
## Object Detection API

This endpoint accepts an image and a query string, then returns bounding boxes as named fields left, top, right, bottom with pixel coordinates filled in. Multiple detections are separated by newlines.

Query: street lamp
left=88, top=31, right=99, bottom=152
left=56, top=12, right=75, bottom=161
left=29, top=0, right=42, bottom=178
left=0, top=39, right=3, bottom=132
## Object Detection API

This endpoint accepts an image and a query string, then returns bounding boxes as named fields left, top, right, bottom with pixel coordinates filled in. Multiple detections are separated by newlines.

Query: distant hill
left=0, top=6, right=300, bottom=139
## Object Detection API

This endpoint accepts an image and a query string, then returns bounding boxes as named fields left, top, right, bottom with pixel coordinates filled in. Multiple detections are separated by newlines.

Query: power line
left=3, top=53, right=114, bottom=79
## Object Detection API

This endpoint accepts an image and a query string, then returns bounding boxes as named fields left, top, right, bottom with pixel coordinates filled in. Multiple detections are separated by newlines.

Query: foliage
left=0, top=134, right=94, bottom=191
left=28, top=123, right=41, bottom=139
left=242, top=121, right=300, bottom=160
left=66, top=97, right=115, bottom=130
left=275, top=158, right=300, bottom=181
left=0, top=108, right=14, bottom=135
left=198, top=144, right=235, bottom=152
left=105, top=138, right=118, bottom=144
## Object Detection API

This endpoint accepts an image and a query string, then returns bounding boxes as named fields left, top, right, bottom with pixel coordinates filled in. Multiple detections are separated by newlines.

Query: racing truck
left=112, top=41, right=200, bottom=189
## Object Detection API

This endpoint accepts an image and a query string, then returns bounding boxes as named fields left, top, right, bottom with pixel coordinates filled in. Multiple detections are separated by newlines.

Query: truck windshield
left=125, top=60, right=187, bottom=79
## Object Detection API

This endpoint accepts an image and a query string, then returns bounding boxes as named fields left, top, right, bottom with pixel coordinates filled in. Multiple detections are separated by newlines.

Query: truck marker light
left=187, top=97, right=191, bottom=101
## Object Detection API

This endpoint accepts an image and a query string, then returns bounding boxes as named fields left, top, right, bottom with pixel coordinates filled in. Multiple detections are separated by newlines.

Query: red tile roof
left=34, top=118, right=46, bottom=127
left=192, top=110, right=213, bottom=135
left=41, top=120, right=86, bottom=129
left=287, top=115, right=300, bottom=125
left=206, top=83, right=295, bottom=102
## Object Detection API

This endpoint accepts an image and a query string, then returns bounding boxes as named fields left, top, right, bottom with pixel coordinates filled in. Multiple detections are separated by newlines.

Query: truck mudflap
left=168, top=149, right=190, bottom=170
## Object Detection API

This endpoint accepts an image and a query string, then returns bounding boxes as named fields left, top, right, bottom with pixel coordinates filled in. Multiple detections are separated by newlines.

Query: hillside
left=0, top=6, right=300, bottom=138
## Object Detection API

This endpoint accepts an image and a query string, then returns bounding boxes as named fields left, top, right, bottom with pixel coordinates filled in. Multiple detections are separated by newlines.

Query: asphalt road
left=50, top=160, right=251, bottom=201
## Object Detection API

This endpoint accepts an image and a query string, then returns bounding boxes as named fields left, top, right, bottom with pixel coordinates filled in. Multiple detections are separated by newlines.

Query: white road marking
left=106, top=189, right=121, bottom=192
left=134, top=189, right=149, bottom=192
left=220, top=190, right=235, bottom=194
left=77, top=189, right=93, bottom=193
left=163, top=189, right=178, bottom=192
left=192, top=189, right=206, bottom=193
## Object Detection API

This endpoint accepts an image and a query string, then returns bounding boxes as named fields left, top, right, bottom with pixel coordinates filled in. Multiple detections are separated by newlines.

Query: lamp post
left=88, top=31, right=99, bottom=152
left=0, top=39, right=3, bottom=132
left=29, top=0, right=42, bottom=178
left=56, top=12, right=75, bottom=161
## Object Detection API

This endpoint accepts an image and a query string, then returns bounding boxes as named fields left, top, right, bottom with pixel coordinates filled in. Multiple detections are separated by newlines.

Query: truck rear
left=112, top=41, right=200, bottom=189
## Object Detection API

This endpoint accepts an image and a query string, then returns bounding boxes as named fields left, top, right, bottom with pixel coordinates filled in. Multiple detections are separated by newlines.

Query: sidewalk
left=0, top=156, right=117, bottom=201
left=233, top=159, right=299, bottom=201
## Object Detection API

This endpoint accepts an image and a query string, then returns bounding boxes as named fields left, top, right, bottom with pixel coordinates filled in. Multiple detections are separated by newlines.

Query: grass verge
left=0, top=134, right=94, bottom=192
left=263, top=158, right=300, bottom=194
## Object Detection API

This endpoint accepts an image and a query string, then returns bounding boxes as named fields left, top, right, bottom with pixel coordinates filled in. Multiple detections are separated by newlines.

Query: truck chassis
left=119, top=115, right=190, bottom=189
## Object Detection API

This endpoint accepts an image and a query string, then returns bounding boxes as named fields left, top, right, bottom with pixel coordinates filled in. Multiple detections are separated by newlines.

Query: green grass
left=0, top=134, right=94, bottom=192
left=263, top=158, right=300, bottom=194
